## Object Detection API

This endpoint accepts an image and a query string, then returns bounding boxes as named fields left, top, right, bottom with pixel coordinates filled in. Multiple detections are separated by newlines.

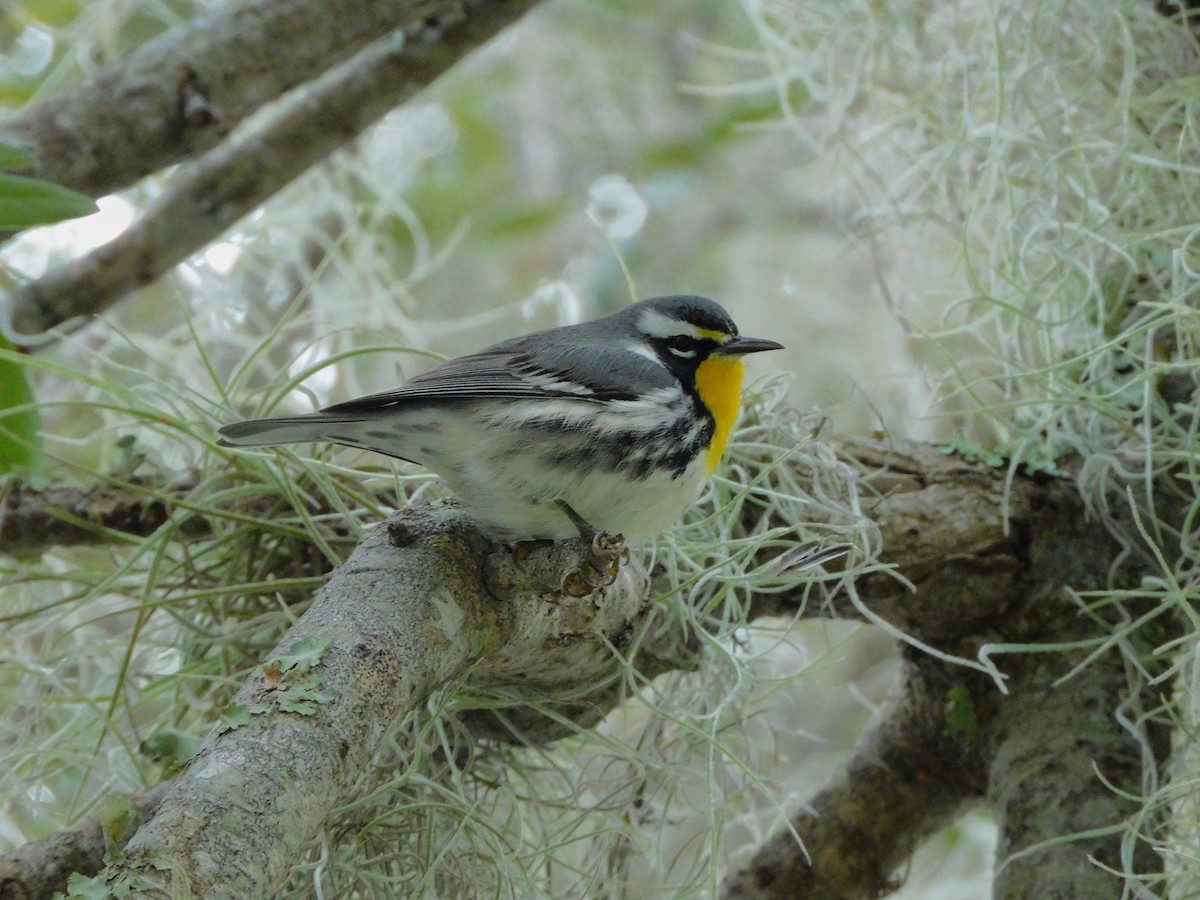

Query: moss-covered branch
left=730, top=436, right=1173, bottom=897
left=722, top=650, right=992, bottom=899
left=84, top=508, right=658, bottom=897
left=0, top=435, right=1177, bottom=895
left=0, top=782, right=170, bottom=900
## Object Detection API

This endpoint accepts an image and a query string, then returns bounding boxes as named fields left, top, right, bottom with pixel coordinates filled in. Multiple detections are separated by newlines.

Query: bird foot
left=554, top=501, right=627, bottom=596
left=559, top=528, right=628, bottom=597
left=488, top=505, right=628, bottom=600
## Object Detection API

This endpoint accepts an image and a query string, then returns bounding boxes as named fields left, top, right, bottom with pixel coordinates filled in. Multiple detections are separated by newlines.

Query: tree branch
left=721, top=650, right=992, bottom=899
left=0, top=0, right=515, bottom=198
left=0, top=782, right=169, bottom=900
left=87, top=506, right=668, bottom=897
left=987, top=648, right=1168, bottom=898
left=0, top=479, right=206, bottom=557
left=3, top=0, right=542, bottom=338
left=748, top=437, right=1145, bottom=641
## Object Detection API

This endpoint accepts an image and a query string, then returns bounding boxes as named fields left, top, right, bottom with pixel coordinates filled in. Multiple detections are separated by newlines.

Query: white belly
left=323, top=393, right=712, bottom=543
left=422, top=401, right=709, bottom=543
left=443, top=441, right=709, bottom=542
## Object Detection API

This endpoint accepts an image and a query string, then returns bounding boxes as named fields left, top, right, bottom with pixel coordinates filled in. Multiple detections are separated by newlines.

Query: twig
left=0, top=0, right=465, bottom=197
left=4, top=0, right=542, bottom=338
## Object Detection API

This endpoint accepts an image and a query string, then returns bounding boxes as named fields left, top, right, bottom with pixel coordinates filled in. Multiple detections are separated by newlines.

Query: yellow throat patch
left=694, top=354, right=745, bottom=475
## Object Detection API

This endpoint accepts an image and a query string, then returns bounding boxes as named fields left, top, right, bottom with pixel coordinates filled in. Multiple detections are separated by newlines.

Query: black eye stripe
left=655, top=333, right=719, bottom=362
left=665, top=334, right=698, bottom=349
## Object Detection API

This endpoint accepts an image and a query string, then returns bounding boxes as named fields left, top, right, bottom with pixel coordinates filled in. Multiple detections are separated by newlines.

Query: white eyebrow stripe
left=637, top=309, right=701, bottom=339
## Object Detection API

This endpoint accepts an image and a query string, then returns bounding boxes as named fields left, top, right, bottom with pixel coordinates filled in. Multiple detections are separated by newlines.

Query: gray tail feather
left=217, top=413, right=368, bottom=448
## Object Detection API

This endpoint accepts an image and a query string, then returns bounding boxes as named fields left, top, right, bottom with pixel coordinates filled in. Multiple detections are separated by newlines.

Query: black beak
left=716, top=335, right=784, bottom=355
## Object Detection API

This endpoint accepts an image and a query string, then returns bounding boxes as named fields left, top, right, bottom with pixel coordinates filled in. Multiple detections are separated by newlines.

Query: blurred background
left=0, top=0, right=936, bottom=454
left=14, top=0, right=1174, bottom=894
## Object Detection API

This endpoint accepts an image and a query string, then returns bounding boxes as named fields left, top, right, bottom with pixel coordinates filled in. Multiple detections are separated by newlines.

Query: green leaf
left=0, top=141, right=37, bottom=170
left=0, top=334, right=40, bottom=474
left=0, top=171, right=97, bottom=229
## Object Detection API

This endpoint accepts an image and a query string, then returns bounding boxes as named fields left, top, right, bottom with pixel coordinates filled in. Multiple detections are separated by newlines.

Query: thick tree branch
left=987, top=649, right=1167, bottom=899
left=749, top=438, right=1143, bottom=641
left=722, top=650, right=993, bottom=899
left=3, top=0, right=541, bottom=338
left=88, top=506, right=667, bottom=897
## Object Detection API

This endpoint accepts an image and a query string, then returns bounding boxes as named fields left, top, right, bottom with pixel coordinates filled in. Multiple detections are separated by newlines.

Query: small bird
left=218, top=295, right=782, bottom=543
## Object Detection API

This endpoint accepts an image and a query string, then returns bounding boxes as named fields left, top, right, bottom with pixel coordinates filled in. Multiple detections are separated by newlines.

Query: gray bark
left=93, top=506, right=664, bottom=897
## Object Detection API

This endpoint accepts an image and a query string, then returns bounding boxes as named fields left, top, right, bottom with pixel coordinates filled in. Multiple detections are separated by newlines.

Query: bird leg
left=488, top=503, right=627, bottom=600
left=554, top=501, right=627, bottom=596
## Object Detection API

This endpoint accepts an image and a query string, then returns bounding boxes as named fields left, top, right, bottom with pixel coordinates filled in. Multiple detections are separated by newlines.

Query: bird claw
left=552, top=500, right=628, bottom=596
left=560, top=529, right=628, bottom=597
left=487, top=504, right=629, bottom=600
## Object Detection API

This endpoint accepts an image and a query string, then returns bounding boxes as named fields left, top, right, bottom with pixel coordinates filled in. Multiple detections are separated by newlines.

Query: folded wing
left=218, top=342, right=673, bottom=452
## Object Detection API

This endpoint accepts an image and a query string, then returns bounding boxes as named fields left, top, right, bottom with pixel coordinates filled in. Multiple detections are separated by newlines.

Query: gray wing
left=321, top=341, right=673, bottom=414
left=218, top=339, right=673, bottom=452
